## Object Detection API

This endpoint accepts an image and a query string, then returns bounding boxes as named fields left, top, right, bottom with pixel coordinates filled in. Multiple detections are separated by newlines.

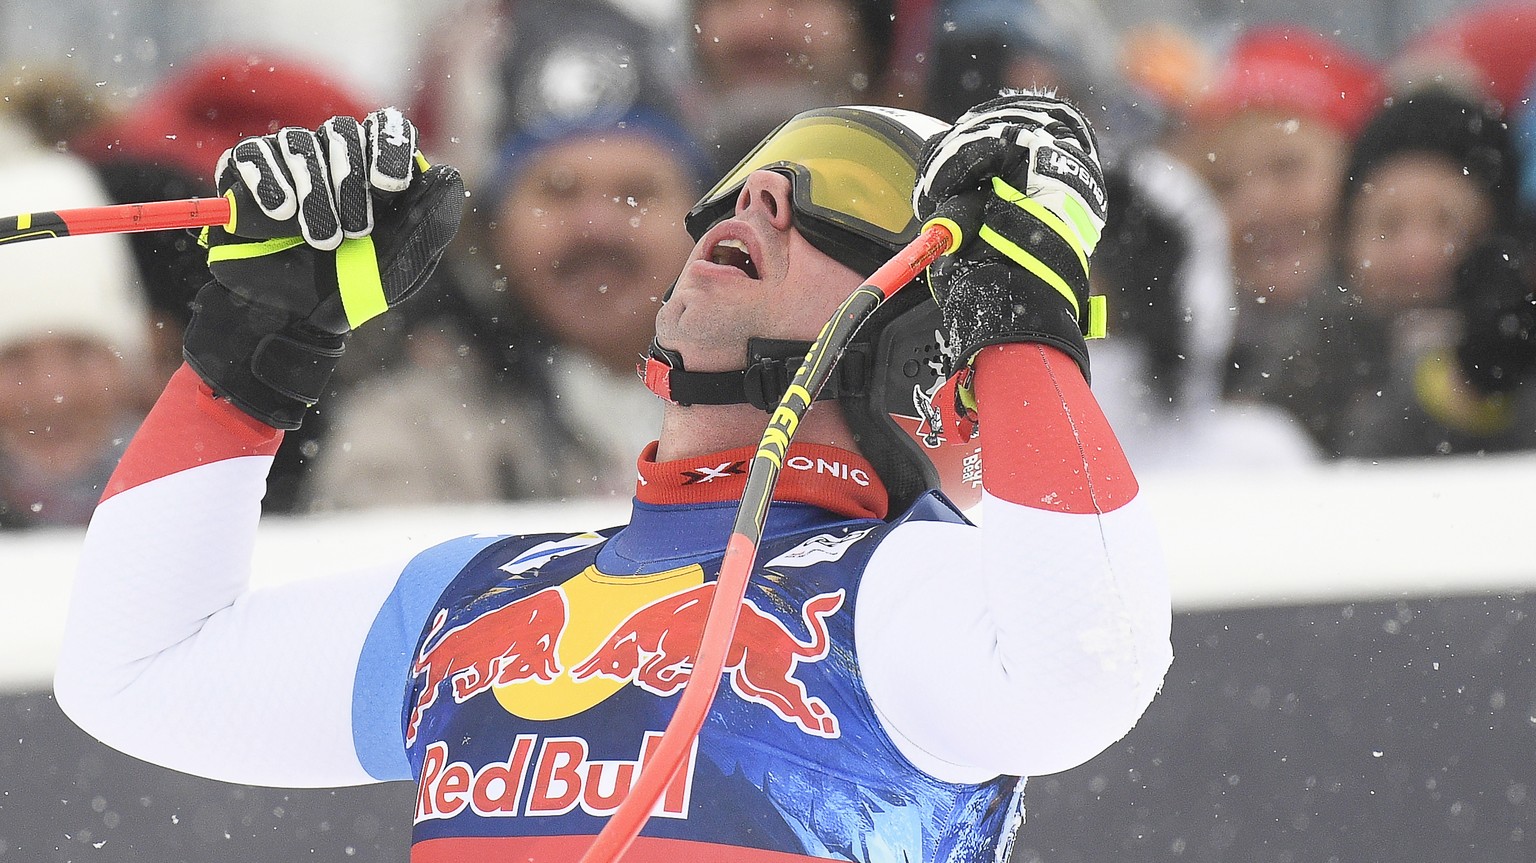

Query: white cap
left=0, top=115, right=148, bottom=360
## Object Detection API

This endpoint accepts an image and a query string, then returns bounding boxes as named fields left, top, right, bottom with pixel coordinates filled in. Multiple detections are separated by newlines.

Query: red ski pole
left=0, top=196, right=232, bottom=245
left=577, top=219, right=956, bottom=863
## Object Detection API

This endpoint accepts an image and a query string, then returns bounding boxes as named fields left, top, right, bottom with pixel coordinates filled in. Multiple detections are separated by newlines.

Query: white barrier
left=5, top=453, right=1533, bottom=688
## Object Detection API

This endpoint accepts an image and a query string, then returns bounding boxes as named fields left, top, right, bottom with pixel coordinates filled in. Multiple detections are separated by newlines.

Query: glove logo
left=1036, top=145, right=1106, bottom=218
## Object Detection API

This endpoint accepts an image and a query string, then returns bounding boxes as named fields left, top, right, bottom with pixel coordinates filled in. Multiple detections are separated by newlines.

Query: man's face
left=495, top=132, right=699, bottom=373
left=0, top=335, right=129, bottom=462
left=693, top=0, right=869, bottom=96
left=1345, top=152, right=1494, bottom=315
left=655, top=168, right=864, bottom=373
left=1194, top=111, right=1348, bottom=305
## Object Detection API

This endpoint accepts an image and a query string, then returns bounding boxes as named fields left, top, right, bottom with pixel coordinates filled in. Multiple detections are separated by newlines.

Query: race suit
left=55, top=343, right=1172, bottom=862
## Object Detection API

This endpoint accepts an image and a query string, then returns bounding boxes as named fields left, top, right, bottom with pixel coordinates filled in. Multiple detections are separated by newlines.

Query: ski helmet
left=643, top=105, right=984, bottom=513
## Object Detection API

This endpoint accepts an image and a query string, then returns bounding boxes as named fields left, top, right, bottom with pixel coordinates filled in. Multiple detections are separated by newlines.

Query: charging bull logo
left=407, top=569, right=846, bottom=746
left=407, top=587, right=569, bottom=746
left=571, top=586, right=845, bottom=738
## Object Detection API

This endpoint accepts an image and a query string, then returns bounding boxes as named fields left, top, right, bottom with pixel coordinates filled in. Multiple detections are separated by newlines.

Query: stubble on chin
left=652, top=295, right=764, bottom=374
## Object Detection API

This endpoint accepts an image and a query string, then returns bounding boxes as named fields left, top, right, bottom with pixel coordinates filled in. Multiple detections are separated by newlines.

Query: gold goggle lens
left=702, top=115, right=920, bottom=237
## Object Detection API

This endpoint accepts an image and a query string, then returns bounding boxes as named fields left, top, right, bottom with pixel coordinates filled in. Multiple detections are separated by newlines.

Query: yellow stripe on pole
left=336, top=236, right=388, bottom=328
left=17, top=213, right=30, bottom=230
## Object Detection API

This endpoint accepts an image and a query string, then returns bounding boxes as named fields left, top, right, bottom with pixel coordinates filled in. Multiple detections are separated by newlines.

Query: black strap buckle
left=640, top=337, right=870, bottom=411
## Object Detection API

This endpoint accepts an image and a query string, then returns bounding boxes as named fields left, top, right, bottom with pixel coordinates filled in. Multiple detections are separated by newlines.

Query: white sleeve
left=856, top=492, right=1172, bottom=784
left=53, top=456, right=411, bottom=788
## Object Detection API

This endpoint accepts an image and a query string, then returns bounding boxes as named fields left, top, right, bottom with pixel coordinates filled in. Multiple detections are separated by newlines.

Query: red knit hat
left=1396, top=1, right=1536, bottom=112
left=72, top=51, right=371, bottom=182
left=1191, top=27, right=1384, bottom=138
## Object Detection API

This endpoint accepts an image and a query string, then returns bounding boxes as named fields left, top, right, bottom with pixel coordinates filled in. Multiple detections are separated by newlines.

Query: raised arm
left=856, top=93, right=1173, bottom=782
left=53, top=110, right=467, bottom=787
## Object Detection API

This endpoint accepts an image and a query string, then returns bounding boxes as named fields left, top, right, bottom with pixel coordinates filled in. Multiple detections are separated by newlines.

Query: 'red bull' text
left=415, top=732, right=696, bottom=823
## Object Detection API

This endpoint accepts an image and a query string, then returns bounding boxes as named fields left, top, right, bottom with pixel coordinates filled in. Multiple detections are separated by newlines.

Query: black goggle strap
left=640, top=337, right=870, bottom=411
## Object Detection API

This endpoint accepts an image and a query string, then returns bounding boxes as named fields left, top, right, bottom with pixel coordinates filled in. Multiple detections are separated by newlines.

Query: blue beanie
left=487, top=107, right=711, bottom=207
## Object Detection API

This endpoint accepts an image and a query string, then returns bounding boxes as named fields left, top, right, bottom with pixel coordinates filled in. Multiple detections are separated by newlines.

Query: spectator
left=1091, top=148, right=1321, bottom=469
left=0, top=67, right=184, bottom=403
left=1329, top=86, right=1536, bottom=457
left=685, top=0, right=896, bottom=173
left=303, top=107, right=707, bottom=509
left=1444, top=4, right=1536, bottom=223
left=0, top=61, right=115, bottom=150
left=0, top=114, right=152, bottom=528
left=1177, top=27, right=1384, bottom=444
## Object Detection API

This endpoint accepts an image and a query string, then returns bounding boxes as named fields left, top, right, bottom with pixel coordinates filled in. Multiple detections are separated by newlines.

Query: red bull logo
left=571, top=585, right=845, bottom=738
left=408, top=572, right=846, bottom=743
left=407, top=587, right=567, bottom=746
left=415, top=731, right=696, bottom=822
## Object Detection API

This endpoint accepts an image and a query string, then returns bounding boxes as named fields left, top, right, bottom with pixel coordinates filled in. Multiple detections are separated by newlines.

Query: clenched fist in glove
left=913, top=90, right=1108, bottom=380
left=183, top=107, right=465, bottom=429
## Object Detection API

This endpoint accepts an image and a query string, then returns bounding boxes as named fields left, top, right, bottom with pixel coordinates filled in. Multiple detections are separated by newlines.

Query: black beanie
left=1341, top=88, right=1520, bottom=230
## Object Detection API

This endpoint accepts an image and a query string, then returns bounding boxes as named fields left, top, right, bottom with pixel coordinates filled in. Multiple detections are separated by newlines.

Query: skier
left=54, top=95, right=1172, bottom=861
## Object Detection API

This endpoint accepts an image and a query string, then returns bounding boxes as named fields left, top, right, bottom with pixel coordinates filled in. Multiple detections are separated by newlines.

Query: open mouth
left=709, top=238, right=759, bottom=279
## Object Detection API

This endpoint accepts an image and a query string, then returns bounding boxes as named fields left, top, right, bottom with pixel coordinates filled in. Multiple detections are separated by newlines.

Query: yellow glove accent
left=1413, top=349, right=1513, bottom=435
left=335, top=236, right=388, bottom=328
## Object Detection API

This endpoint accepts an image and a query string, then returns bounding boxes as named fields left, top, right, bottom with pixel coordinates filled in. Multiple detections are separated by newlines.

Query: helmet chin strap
left=639, top=337, right=871, bottom=411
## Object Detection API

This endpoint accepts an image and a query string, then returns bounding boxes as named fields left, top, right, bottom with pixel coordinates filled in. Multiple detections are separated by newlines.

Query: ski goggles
left=685, top=106, right=947, bottom=275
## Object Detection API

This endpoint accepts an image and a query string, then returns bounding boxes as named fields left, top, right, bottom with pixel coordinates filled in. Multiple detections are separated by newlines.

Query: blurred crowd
left=3, top=0, right=1536, bottom=528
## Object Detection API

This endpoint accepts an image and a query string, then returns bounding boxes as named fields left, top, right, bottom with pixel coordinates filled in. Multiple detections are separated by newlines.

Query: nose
left=572, top=190, right=640, bottom=238
left=734, top=169, right=795, bottom=232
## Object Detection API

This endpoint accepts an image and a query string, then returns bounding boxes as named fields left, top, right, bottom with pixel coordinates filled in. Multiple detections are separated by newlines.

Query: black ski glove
left=183, top=108, right=465, bottom=429
left=912, top=91, right=1108, bottom=381
left=1454, top=234, right=1536, bottom=395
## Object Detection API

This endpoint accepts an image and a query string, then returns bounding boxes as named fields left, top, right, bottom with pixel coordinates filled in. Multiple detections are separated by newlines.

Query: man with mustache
left=304, top=108, right=708, bottom=509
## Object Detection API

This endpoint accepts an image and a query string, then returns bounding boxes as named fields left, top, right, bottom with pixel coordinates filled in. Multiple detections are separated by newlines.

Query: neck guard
left=634, top=440, right=888, bottom=519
